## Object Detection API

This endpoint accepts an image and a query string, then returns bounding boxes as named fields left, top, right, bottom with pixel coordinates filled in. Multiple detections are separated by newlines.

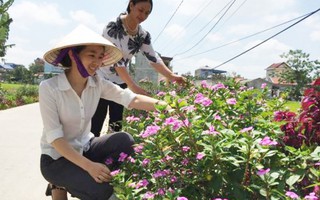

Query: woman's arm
left=150, top=62, right=186, bottom=85
left=115, top=66, right=150, bottom=96
left=128, top=94, right=168, bottom=111
left=51, top=138, right=112, bottom=183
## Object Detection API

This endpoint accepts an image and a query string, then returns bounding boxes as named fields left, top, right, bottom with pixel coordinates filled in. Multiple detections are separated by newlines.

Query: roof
left=196, top=65, right=227, bottom=73
left=268, top=77, right=296, bottom=85
left=266, top=62, right=288, bottom=70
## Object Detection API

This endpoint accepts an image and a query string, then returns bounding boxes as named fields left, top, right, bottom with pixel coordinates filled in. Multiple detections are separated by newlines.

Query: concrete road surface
left=0, top=103, right=77, bottom=200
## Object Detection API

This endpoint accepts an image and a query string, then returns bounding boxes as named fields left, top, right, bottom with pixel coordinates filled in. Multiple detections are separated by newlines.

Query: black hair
left=126, top=0, right=153, bottom=14
left=60, top=46, right=85, bottom=67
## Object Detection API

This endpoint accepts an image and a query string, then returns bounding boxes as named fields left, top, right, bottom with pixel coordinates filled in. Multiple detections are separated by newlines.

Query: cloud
left=69, top=10, right=104, bottom=33
left=9, top=1, right=68, bottom=30
left=164, top=24, right=186, bottom=39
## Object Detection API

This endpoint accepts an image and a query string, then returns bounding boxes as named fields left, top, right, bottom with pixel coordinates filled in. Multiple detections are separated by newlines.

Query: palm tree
left=0, top=0, right=14, bottom=57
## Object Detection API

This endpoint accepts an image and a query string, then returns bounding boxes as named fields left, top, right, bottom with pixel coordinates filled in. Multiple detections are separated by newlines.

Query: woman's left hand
left=170, top=74, right=187, bottom=85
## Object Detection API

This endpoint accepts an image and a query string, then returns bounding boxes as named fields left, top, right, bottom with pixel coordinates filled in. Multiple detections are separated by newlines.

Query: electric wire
left=173, top=0, right=237, bottom=57
left=159, top=0, right=215, bottom=52
left=153, top=0, right=184, bottom=44
left=212, top=8, right=320, bottom=69
left=175, top=12, right=309, bottom=60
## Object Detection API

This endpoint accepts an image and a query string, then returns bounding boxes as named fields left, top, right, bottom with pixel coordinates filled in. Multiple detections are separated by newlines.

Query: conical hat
left=43, top=24, right=122, bottom=66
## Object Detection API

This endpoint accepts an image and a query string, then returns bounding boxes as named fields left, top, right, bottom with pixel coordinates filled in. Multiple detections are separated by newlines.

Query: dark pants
left=91, top=83, right=127, bottom=137
left=40, top=132, right=134, bottom=200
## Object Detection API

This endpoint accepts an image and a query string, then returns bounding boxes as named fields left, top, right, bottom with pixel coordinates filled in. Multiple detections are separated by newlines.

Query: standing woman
left=91, top=0, right=186, bottom=136
left=40, top=25, right=167, bottom=200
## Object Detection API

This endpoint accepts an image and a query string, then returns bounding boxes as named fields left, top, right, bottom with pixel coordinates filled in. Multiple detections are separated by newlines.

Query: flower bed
left=110, top=79, right=320, bottom=200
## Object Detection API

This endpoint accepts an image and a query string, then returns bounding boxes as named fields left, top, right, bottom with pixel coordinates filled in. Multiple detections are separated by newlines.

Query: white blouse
left=39, top=72, right=136, bottom=159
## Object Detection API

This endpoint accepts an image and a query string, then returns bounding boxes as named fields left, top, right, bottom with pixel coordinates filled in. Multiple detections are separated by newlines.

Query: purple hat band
left=52, top=47, right=90, bottom=78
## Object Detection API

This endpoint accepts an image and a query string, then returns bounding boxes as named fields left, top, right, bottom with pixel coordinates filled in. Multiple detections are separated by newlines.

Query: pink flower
left=259, top=136, right=278, bottom=146
left=196, top=152, right=205, bottom=160
left=105, top=157, right=113, bottom=165
left=226, top=98, right=237, bottom=105
left=201, top=80, right=208, bottom=88
left=118, top=152, right=128, bottom=162
left=257, top=168, right=270, bottom=176
left=177, top=197, right=188, bottom=200
left=203, top=125, right=219, bottom=135
left=286, top=191, right=299, bottom=199
left=142, top=158, right=150, bottom=167
left=211, top=83, right=226, bottom=91
left=157, top=91, right=166, bottom=96
left=110, top=169, right=121, bottom=176
left=304, top=192, right=318, bottom=200
left=261, top=83, right=267, bottom=89
left=136, top=179, right=149, bottom=189
left=140, top=125, right=161, bottom=138
left=134, top=144, right=144, bottom=153
left=126, top=116, right=140, bottom=123
left=143, top=191, right=155, bottom=199
left=182, top=146, right=190, bottom=152
left=240, top=126, right=253, bottom=133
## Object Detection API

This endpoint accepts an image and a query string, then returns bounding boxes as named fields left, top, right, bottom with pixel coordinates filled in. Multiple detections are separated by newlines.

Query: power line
left=213, top=8, right=320, bottom=69
left=159, top=0, right=215, bottom=52
left=175, top=12, right=309, bottom=60
left=173, top=0, right=237, bottom=57
left=153, top=0, right=184, bottom=44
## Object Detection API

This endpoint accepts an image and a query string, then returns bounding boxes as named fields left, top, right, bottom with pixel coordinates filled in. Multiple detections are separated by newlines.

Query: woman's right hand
left=87, top=161, right=112, bottom=183
left=130, top=84, right=151, bottom=96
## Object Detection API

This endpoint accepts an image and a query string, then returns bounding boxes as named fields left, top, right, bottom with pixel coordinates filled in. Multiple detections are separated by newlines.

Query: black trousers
left=91, top=83, right=128, bottom=137
left=40, top=132, right=134, bottom=200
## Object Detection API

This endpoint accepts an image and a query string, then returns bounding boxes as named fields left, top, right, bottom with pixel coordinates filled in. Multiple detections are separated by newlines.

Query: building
left=194, top=65, right=227, bottom=79
left=133, top=52, right=172, bottom=84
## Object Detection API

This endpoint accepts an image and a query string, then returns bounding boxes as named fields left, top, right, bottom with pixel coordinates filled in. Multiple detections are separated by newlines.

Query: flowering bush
left=110, top=79, right=320, bottom=200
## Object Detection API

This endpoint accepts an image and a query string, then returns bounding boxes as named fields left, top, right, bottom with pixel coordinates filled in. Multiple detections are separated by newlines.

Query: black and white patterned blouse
left=98, top=14, right=162, bottom=84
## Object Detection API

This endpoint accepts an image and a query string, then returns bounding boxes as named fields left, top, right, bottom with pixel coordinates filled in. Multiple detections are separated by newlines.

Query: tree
left=279, top=49, right=320, bottom=100
left=0, top=0, right=14, bottom=57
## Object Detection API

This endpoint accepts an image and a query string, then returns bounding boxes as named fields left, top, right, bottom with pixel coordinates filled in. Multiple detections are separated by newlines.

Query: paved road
left=0, top=103, right=77, bottom=200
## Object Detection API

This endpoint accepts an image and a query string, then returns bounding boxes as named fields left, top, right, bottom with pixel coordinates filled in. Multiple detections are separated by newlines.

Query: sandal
left=45, top=183, right=66, bottom=196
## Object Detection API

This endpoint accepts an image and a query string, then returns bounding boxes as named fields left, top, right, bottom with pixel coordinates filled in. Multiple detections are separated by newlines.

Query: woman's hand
left=130, top=84, right=151, bottom=96
left=169, top=74, right=187, bottom=85
left=86, top=161, right=112, bottom=183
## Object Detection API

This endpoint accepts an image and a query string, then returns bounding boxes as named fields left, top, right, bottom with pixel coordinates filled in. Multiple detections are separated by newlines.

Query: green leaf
left=286, top=174, right=301, bottom=186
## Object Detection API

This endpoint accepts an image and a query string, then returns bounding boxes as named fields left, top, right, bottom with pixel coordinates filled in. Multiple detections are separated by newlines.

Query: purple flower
left=177, top=197, right=188, bottom=200
left=211, top=83, right=226, bottom=91
left=110, top=169, right=121, bottom=176
left=286, top=191, right=299, bottom=199
left=126, top=116, right=140, bottom=123
left=240, top=126, right=253, bottom=133
left=182, top=146, right=190, bottom=152
left=196, top=152, right=205, bottom=160
left=257, top=168, right=270, bottom=176
left=226, top=98, right=237, bottom=105
left=140, top=125, right=161, bottom=138
left=143, top=191, right=155, bottom=199
left=105, top=157, right=113, bottom=165
left=259, top=136, right=278, bottom=146
left=142, top=158, right=150, bottom=166
left=261, top=83, right=267, bottom=89
left=136, top=179, right=149, bottom=189
left=118, top=152, right=128, bottom=162
left=134, top=144, right=144, bottom=153
left=304, top=192, right=318, bottom=200
left=203, top=125, right=219, bottom=135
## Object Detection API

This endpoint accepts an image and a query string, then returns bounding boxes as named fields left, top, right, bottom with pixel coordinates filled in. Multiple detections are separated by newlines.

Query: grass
left=284, top=100, right=301, bottom=113
left=1, top=83, right=25, bottom=91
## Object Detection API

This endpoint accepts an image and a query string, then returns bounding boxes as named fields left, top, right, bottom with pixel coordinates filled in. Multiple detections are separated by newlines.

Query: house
left=133, top=52, right=172, bottom=84
left=195, top=65, right=227, bottom=80
left=265, top=62, right=296, bottom=96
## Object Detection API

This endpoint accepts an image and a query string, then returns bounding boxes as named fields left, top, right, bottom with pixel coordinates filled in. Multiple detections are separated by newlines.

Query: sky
left=4, top=0, right=320, bottom=79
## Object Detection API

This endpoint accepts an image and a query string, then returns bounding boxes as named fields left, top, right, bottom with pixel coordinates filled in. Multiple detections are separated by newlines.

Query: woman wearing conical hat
left=39, top=25, right=167, bottom=200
